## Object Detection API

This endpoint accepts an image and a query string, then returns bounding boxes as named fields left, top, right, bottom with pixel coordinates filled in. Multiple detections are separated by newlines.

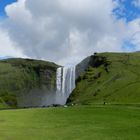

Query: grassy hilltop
left=0, top=58, right=59, bottom=108
left=68, top=52, right=140, bottom=105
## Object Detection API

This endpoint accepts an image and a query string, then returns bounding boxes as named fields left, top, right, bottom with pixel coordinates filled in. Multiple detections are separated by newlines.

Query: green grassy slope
left=0, top=105, right=139, bottom=140
left=0, top=58, right=59, bottom=108
left=68, top=52, right=140, bottom=105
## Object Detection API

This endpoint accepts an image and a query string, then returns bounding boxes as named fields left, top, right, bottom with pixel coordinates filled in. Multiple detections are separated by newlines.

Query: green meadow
left=0, top=105, right=140, bottom=140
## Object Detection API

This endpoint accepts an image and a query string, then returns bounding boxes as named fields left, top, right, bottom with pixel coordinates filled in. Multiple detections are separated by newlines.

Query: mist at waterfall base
left=55, top=66, right=76, bottom=105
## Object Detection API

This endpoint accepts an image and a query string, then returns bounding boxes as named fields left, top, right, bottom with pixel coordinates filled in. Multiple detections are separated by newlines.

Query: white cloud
left=128, top=19, right=140, bottom=48
left=0, top=25, right=26, bottom=58
left=0, top=0, right=140, bottom=65
left=132, top=0, right=140, bottom=8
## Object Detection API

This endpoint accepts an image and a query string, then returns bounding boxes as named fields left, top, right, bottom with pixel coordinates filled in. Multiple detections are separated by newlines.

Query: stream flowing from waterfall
left=56, top=66, right=76, bottom=105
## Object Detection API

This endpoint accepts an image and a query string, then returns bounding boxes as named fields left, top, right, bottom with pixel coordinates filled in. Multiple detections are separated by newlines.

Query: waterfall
left=56, top=66, right=76, bottom=105
left=56, top=67, right=62, bottom=92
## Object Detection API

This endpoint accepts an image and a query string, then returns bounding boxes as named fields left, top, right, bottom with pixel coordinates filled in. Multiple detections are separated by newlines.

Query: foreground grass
left=0, top=105, right=140, bottom=140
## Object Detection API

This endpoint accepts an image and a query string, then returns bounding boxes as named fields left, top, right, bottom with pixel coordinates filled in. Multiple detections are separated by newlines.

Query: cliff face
left=0, top=58, right=59, bottom=108
left=68, top=52, right=140, bottom=105
left=75, top=56, right=90, bottom=79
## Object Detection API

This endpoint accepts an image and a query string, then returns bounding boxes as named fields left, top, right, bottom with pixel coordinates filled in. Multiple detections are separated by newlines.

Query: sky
left=0, top=0, right=17, bottom=18
left=0, top=0, right=140, bottom=65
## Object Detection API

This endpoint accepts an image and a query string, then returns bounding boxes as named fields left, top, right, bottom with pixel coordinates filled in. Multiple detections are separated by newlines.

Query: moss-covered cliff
left=68, top=52, right=140, bottom=105
left=0, top=58, right=59, bottom=108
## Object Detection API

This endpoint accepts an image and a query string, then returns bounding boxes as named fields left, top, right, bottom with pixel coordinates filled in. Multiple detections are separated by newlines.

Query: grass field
left=0, top=105, right=140, bottom=140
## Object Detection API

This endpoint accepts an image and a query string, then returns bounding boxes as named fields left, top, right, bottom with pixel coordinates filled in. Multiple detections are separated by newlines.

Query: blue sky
left=112, top=0, right=140, bottom=52
left=0, top=0, right=17, bottom=18
left=113, top=0, right=140, bottom=22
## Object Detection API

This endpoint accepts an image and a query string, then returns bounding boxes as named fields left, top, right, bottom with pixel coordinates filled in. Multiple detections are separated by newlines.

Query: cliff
left=0, top=58, right=59, bottom=108
left=68, top=52, right=140, bottom=105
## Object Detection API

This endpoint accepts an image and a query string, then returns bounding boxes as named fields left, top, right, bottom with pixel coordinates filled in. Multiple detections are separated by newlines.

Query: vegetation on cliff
left=68, top=52, right=140, bottom=105
left=0, top=58, right=59, bottom=108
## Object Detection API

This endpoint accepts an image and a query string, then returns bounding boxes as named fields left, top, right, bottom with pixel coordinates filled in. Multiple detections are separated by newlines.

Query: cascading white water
left=56, top=67, right=62, bottom=92
left=56, top=66, right=76, bottom=105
